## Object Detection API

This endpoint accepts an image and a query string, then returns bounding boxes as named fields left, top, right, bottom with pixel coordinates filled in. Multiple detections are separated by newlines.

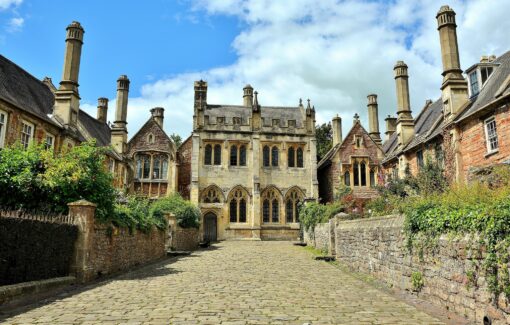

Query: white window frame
left=468, top=70, right=480, bottom=97
left=0, top=109, right=7, bottom=148
left=484, top=117, right=498, bottom=153
left=45, top=133, right=55, bottom=150
left=20, top=120, right=34, bottom=149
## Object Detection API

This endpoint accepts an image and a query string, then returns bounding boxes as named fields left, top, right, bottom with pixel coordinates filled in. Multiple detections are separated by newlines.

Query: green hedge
left=150, top=193, right=200, bottom=229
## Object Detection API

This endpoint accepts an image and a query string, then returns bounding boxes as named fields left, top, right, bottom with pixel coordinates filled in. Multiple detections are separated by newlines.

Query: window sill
left=228, top=165, right=248, bottom=169
left=261, top=224, right=299, bottom=230
left=227, top=223, right=251, bottom=230
left=485, top=149, right=499, bottom=158
left=134, top=179, right=168, bottom=183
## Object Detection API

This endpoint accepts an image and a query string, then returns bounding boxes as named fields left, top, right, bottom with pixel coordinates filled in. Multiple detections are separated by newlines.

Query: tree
left=315, top=122, right=333, bottom=161
left=170, top=133, right=182, bottom=148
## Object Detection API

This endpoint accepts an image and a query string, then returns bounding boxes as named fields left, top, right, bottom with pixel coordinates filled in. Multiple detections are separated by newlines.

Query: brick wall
left=177, top=136, right=192, bottom=199
left=335, top=215, right=510, bottom=325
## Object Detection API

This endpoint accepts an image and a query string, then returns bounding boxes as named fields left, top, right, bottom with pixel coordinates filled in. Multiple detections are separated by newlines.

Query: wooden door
left=203, top=213, right=217, bottom=242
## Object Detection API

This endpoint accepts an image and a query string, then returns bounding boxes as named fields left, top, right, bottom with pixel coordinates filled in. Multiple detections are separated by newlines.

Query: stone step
left=166, top=251, right=191, bottom=257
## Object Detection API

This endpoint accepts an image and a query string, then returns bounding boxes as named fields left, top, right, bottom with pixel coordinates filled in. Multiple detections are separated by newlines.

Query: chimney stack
left=332, top=115, right=342, bottom=146
left=384, top=115, right=397, bottom=140
left=243, top=84, right=253, bottom=107
left=111, top=75, right=130, bottom=155
left=193, top=80, right=207, bottom=130
left=53, top=21, right=84, bottom=128
left=367, top=94, right=382, bottom=145
left=97, top=97, right=108, bottom=123
left=394, top=61, right=415, bottom=147
left=151, top=107, right=165, bottom=128
left=436, top=5, right=468, bottom=117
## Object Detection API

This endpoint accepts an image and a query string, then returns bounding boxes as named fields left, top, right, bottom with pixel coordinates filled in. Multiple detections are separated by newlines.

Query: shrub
left=150, top=193, right=200, bottom=228
left=113, top=196, right=167, bottom=232
left=411, top=271, right=424, bottom=292
left=299, top=201, right=343, bottom=232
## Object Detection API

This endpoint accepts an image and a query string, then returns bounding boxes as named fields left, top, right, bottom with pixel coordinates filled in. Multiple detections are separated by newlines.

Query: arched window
left=370, top=169, right=375, bottom=187
left=353, top=162, right=359, bottom=186
left=143, top=155, right=151, bottom=179
left=263, top=146, right=270, bottom=167
left=230, top=145, right=238, bottom=166
left=296, top=147, right=304, bottom=168
left=201, top=186, right=222, bottom=203
left=161, top=157, right=168, bottom=179
left=136, top=156, right=143, bottom=179
left=228, top=187, right=248, bottom=223
left=288, top=147, right=295, bottom=167
left=147, top=133, right=154, bottom=144
left=261, top=187, right=281, bottom=223
left=239, top=145, right=246, bottom=166
left=204, top=144, right=212, bottom=165
left=214, top=144, right=221, bottom=165
left=271, top=146, right=279, bottom=167
left=344, top=171, right=350, bottom=186
left=360, top=161, right=367, bottom=186
left=153, top=155, right=161, bottom=179
left=285, top=188, right=303, bottom=223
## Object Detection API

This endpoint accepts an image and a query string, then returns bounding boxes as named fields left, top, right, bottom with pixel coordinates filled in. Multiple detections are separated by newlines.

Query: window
left=214, top=144, right=221, bottom=165
left=416, top=150, right=424, bottom=169
left=20, top=121, right=34, bottom=149
left=484, top=117, right=498, bottom=153
left=0, top=110, right=7, bottom=148
left=143, top=155, right=151, bottom=179
left=353, top=162, right=359, bottom=186
left=344, top=171, right=350, bottom=186
left=239, top=145, right=246, bottom=166
left=360, top=162, right=366, bottom=186
left=204, top=144, right=212, bottom=165
left=271, top=146, right=279, bottom=167
left=228, top=188, right=248, bottom=223
left=435, top=143, right=444, bottom=167
left=202, top=186, right=222, bottom=203
left=136, top=156, right=143, bottom=178
left=230, top=145, right=238, bottom=166
left=285, top=188, right=303, bottom=223
left=296, top=147, right=303, bottom=168
left=469, top=71, right=479, bottom=97
left=45, top=134, right=55, bottom=150
left=481, top=66, right=494, bottom=85
left=161, top=157, right=168, bottom=179
left=263, top=145, right=270, bottom=167
left=261, top=188, right=281, bottom=223
left=147, top=133, right=154, bottom=144
left=354, top=135, right=363, bottom=149
left=370, top=169, right=375, bottom=187
left=109, top=158, right=115, bottom=174
left=288, top=147, right=295, bottom=167
left=153, top=155, right=161, bottom=179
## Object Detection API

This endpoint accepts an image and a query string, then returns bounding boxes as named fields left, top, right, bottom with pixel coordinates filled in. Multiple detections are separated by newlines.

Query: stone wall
left=303, top=219, right=335, bottom=255
left=177, top=135, right=192, bottom=199
left=335, top=215, right=510, bottom=325
left=167, top=214, right=199, bottom=251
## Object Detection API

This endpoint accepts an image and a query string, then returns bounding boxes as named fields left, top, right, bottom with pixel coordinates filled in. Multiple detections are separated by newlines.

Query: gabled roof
left=0, top=55, right=57, bottom=126
left=455, top=51, right=510, bottom=122
left=318, top=121, right=381, bottom=170
left=128, top=116, right=173, bottom=146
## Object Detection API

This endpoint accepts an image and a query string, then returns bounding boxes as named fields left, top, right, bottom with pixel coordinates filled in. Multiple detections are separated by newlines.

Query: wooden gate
left=203, top=212, right=217, bottom=242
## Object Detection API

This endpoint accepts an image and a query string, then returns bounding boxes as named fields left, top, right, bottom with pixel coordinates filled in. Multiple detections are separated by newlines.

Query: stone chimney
left=53, top=21, right=84, bottom=128
left=436, top=5, right=468, bottom=118
left=111, top=75, right=130, bottom=155
left=97, top=97, right=108, bottom=123
left=367, top=94, right=382, bottom=145
left=332, top=115, right=342, bottom=146
left=193, top=80, right=207, bottom=130
left=394, top=61, right=415, bottom=147
left=384, top=115, right=397, bottom=140
left=243, top=84, right=254, bottom=107
left=151, top=107, right=164, bottom=128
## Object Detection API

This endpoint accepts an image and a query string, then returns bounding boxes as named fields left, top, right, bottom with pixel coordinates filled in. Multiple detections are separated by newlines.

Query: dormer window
left=469, top=71, right=479, bottom=97
left=467, top=62, right=496, bottom=98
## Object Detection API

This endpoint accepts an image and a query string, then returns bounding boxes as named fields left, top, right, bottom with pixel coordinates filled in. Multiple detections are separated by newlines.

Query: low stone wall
left=89, top=225, right=166, bottom=279
left=335, top=215, right=510, bottom=325
left=172, top=227, right=199, bottom=251
left=303, top=219, right=335, bottom=255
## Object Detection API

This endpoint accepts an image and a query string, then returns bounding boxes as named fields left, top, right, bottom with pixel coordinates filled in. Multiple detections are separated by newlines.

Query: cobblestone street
left=1, top=242, right=445, bottom=325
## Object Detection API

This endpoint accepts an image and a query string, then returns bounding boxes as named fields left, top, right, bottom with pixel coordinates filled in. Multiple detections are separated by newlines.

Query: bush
left=113, top=196, right=167, bottom=232
left=299, top=201, right=343, bottom=232
left=150, top=193, right=200, bottom=228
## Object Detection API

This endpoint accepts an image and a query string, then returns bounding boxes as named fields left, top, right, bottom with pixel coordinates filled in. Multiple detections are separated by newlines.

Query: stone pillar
left=309, top=137, right=319, bottom=199
left=111, top=75, right=130, bottom=155
left=69, top=200, right=96, bottom=283
left=384, top=115, right=397, bottom=140
left=332, top=115, right=342, bottom=146
left=96, top=97, right=108, bottom=124
left=394, top=61, right=415, bottom=147
left=251, top=134, right=261, bottom=239
left=367, top=94, right=382, bottom=145
left=190, top=133, right=200, bottom=204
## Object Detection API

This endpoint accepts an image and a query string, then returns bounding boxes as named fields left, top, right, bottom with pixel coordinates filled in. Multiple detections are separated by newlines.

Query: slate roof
left=455, top=51, right=510, bottom=122
left=0, top=55, right=57, bottom=125
left=205, top=104, right=305, bottom=127
left=77, top=109, right=111, bottom=147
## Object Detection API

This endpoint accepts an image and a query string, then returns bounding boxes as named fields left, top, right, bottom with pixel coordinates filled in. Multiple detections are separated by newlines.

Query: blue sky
left=1, top=0, right=509, bottom=139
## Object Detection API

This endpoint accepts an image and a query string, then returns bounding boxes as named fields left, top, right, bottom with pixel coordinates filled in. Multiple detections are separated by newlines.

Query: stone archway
left=203, top=212, right=218, bottom=242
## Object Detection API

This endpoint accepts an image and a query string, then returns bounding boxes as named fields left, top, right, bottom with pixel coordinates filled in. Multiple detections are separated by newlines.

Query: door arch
left=203, top=212, right=217, bottom=242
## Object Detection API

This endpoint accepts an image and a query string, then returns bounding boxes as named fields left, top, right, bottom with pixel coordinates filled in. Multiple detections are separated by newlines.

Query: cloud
left=85, top=0, right=510, bottom=140
left=6, top=16, right=23, bottom=32
left=0, top=0, right=21, bottom=11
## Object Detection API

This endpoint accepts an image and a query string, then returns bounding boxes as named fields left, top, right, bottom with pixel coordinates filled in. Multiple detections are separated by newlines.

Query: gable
left=336, top=123, right=383, bottom=164
left=127, top=118, right=175, bottom=158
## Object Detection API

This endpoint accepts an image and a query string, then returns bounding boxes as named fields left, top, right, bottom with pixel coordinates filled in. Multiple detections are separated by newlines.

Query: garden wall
left=166, top=214, right=199, bottom=251
left=303, top=219, right=335, bottom=255
left=335, top=215, right=510, bottom=325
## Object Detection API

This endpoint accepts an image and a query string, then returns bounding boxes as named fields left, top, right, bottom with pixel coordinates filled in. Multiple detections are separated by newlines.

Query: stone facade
left=335, top=215, right=510, bottom=325
left=177, top=136, right=193, bottom=199
left=189, top=82, right=318, bottom=241
left=303, top=221, right=333, bottom=254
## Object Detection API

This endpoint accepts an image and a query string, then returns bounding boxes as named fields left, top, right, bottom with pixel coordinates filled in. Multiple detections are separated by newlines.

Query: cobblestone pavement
left=2, top=241, right=445, bottom=325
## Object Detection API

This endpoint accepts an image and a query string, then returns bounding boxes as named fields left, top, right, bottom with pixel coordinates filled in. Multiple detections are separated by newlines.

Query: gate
left=203, top=212, right=217, bottom=242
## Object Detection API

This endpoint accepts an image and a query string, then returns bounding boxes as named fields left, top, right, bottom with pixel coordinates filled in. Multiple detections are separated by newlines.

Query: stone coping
left=335, top=214, right=404, bottom=230
left=0, top=276, right=75, bottom=305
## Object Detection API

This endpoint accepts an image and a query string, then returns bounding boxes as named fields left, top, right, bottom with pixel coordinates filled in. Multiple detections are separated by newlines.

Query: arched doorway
left=203, top=212, right=217, bottom=242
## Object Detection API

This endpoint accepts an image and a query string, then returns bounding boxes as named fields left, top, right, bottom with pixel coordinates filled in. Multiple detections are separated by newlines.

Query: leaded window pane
left=344, top=171, right=350, bottom=186
left=161, top=158, right=168, bottom=179
left=360, top=162, right=367, bottom=186
left=370, top=170, right=375, bottom=187
left=263, top=199, right=270, bottom=222
left=143, top=155, right=151, bottom=179
left=286, top=200, right=293, bottom=223
left=214, top=144, right=221, bottom=165
left=230, top=145, right=238, bottom=166
left=485, top=118, right=498, bottom=152
left=353, top=163, right=359, bottom=186
left=271, top=146, right=279, bottom=167
left=239, top=199, right=246, bottom=223
left=239, top=145, right=246, bottom=166
left=297, top=147, right=303, bottom=168
left=153, top=156, right=161, bottom=179
left=230, top=199, right=237, bottom=222
left=263, top=146, right=270, bottom=167
left=272, top=199, right=279, bottom=223
left=136, top=157, right=143, bottom=179
left=288, top=147, right=295, bottom=167
left=204, top=144, right=212, bottom=165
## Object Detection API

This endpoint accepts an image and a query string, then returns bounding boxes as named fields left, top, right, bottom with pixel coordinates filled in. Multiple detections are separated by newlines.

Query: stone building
left=127, top=107, right=178, bottom=198
left=317, top=95, right=385, bottom=203
left=189, top=82, right=318, bottom=241
left=382, top=5, right=510, bottom=182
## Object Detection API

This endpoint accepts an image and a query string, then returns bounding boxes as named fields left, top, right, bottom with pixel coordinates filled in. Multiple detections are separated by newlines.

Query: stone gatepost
left=165, top=213, right=177, bottom=251
left=69, top=200, right=96, bottom=283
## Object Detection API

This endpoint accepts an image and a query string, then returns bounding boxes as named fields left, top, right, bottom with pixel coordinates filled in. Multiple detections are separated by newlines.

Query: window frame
left=228, top=188, right=248, bottom=223
left=229, top=143, right=248, bottom=167
left=484, top=116, right=499, bottom=153
left=469, top=70, right=479, bottom=97
left=20, top=120, right=34, bottom=149
left=44, top=133, right=55, bottom=150
left=0, top=109, right=7, bottom=148
left=204, top=142, right=222, bottom=166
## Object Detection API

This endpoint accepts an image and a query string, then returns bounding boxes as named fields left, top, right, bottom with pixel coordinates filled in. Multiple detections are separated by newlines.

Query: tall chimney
left=111, top=75, right=130, bottom=155
left=384, top=115, right=397, bottom=140
left=53, top=21, right=84, bottom=128
left=151, top=107, right=164, bottom=128
left=97, top=97, right=108, bottom=123
left=367, top=94, right=382, bottom=145
left=193, top=80, right=207, bottom=130
left=332, top=115, right=342, bottom=146
left=436, top=5, right=468, bottom=118
left=243, top=84, right=253, bottom=107
left=394, top=61, right=414, bottom=147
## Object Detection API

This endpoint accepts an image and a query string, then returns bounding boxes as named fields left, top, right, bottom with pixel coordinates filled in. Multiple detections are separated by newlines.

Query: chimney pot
left=150, top=107, right=165, bottom=128
left=97, top=97, right=108, bottom=123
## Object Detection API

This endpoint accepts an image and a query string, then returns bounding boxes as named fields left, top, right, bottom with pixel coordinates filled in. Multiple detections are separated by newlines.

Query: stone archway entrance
left=203, top=212, right=217, bottom=242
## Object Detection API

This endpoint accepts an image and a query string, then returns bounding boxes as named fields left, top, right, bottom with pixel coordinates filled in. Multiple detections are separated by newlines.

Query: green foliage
left=411, top=271, right=424, bottom=292
left=315, top=122, right=332, bottom=161
left=150, top=193, right=200, bottom=228
left=170, top=133, right=183, bottom=148
left=299, top=201, right=343, bottom=232
left=114, top=196, right=167, bottom=232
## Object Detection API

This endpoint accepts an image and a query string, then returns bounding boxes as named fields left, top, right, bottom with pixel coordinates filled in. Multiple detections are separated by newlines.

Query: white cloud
left=6, top=16, right=23, bottom=32
left=83, top=0, right=510, bottom=140
left=0, top=0, right=21, bottom=11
